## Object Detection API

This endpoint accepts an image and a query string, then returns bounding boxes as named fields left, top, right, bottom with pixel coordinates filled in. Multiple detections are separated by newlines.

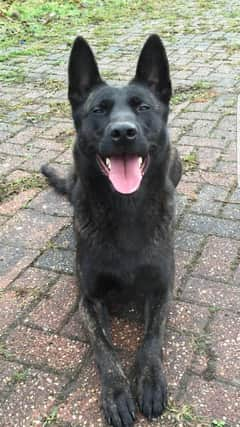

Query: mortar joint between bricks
left=218, top=180, right=238, bottom=217
left=175, top=235, right=208, bottom=296
left=0, top=273, right=61, bottom=340
left=175, top=181, right=203, bottom=229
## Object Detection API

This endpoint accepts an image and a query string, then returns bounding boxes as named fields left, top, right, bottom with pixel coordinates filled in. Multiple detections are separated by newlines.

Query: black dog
left=42, top=34, right=182, bottom=427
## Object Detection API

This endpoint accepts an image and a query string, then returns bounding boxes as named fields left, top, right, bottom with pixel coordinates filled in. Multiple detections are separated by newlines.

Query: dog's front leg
left=80, top=297, right=135, bottom=427
left=136, top=290, right=170, bottom=420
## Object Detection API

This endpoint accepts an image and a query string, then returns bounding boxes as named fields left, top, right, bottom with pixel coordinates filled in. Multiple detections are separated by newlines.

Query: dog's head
left=69, top=34, right=172, bottom=195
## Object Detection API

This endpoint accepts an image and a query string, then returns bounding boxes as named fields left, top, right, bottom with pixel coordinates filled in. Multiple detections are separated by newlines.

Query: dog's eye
left=92, top=106, right=105, bottom=114
left=138, top=104, right=150, bottom=112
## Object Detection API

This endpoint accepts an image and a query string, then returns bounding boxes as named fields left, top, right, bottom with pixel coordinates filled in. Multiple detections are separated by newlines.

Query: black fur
left=42, top=34, right=182, bottom=427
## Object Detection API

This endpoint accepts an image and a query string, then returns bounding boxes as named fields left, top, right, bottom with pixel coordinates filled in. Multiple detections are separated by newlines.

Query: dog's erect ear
left=132, top=34, right=172, bottom=104
left=68, top=36, right=104, bottom=108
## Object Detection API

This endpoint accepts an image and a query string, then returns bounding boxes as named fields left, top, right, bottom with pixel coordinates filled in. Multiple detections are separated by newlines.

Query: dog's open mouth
left=97, top=154, right=149, bottom=194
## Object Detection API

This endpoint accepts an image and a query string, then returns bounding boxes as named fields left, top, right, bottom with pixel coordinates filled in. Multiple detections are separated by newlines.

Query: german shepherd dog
left=42, top=34, right=182, bottom=427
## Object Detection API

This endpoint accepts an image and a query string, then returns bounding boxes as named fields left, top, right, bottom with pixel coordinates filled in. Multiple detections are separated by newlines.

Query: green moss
left=183, top=151, right=198, bottom=173
left=42, top=406, right=58, bottom=426
left=12, top=369, right=29, bottom=384
left=0, top=173, right=47, bottom=202
left=172, top=81, right=215, bottom=105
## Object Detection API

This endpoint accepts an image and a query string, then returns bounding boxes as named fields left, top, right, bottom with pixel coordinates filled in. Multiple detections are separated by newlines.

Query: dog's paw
left=136, top=359, right=167, bottom=420
left=102, top=381, right=135, bottom=427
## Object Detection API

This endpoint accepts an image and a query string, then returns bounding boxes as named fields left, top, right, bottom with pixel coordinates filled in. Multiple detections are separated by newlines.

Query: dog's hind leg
left=80, top=297, right=136, bottom=427
left=135, top=289, right=170, bottom=420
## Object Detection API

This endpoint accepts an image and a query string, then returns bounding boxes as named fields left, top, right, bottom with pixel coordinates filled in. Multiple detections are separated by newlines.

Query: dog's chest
left=76, top=215, right=174, bottom=299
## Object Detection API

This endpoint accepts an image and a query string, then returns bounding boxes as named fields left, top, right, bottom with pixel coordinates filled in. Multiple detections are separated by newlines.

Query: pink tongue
left=109, top=155, right=142, bottom=194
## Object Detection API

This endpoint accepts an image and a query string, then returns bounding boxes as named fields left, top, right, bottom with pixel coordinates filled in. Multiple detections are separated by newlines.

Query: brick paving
left=0, top=1, right=240, bottom=426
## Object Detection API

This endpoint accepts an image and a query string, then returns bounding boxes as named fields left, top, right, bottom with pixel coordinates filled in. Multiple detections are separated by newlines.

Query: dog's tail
left=41, top=164, right=69, bottom=196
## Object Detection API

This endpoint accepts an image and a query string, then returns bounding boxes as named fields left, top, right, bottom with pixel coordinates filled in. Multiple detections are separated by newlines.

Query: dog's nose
left=110, top=122, right=137, bottom=142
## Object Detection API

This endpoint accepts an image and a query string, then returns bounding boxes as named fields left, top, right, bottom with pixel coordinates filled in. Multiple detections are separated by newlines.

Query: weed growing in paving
left=11, top=369, right=29, bottom=384
left=172, top=81, right=216, bottom=105
left=183, top=151, right=199, bottom=173
left=0, top=173, right=47, bottom=202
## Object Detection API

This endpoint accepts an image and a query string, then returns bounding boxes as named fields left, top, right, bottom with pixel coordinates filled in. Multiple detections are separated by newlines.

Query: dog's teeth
left=106, top=158, right=111, bottom=170
left=138, top=157, right=143, bottom=168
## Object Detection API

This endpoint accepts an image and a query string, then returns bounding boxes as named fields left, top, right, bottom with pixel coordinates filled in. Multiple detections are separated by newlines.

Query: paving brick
left=0, top=142, right=40, bottom=157
left=168, top=301, right=208, bottom=334
left=182, top=277, right=240, bottom=312
left=0, top=154, right=23, bottom=176
left=221, top=141, right=237, bottom=162
left=190, top=184, right=228, bottom=215
left=0, top=189, right=39, bottom=216
left=0, top=245, right=39, bottom=290
left=0, top=289, right=37, bottom=334
left=0, top=210, right=68, bottom=249
left=6, top=169, right=32, bottom=182
left=21, top=149, right=59, bottom=172
left=30, top=137, right=67, bottom=152
left=182, top=170, right=236, bottom=188
left=0, top=369, right=66, bottom=427
left=0, top=358, right=26, bottom=394
left=187, top=119, right=215, bottom=137
left=0, top=215, right=8, bottom=226
left=186, top=101, right=209, bottom=112
left=40, top=122, right=73, bottom=140
left=222, top=187, right=240, bottom=220
left=53, top=224, right=76, bottom=250
left=169, top=126, right=183, bottom=143
left=111, top=316, right=143, bottom=352
left=28, top=188, right=72, bottom=217
left=175, top=250, right=193, bottom=294
left=164, top=331, right=194, bottom=392
left=60, top=310, right=86, bottom=341
left=7, top=127, right=40, bottom=145
left=27, top=275, right=79, bottom=331
left=217, top=114, right=236, bottom=130
left=197, top=147, right=221, bottom=170
left=11, top=267, right=58, bottom=294
left=180, top=213, right=240, bottom=239
left=215, top=160, right=237, bottom=174
left=35, top=248, right=74, bottom=274
left=209, top=311, right=240, bottom=384
left=193, top=236, right=239, bottom=281
left=177, top=180, right=199, bottom=200
left=233, top=264, right=240, bottom=285
left=175, top=230, right=204, bottom=254
left=183, top=376, right=240, bottom=424
left=176, top=193, right=188, bottom=219
left=54, top=148, right=73, bottom=164
left=5, top=326, right=88, bottom=373
left=58, top=358, right=105, bottom=426
left=178, top=135, right=226, bottom=149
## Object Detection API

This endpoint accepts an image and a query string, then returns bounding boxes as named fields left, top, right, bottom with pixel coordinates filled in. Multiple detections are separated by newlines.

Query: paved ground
left=0, top=2, right=240, bottom=426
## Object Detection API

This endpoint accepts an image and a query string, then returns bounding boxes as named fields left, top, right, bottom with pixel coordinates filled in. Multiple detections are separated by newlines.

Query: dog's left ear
left=132, top=34, right=172, bottom=104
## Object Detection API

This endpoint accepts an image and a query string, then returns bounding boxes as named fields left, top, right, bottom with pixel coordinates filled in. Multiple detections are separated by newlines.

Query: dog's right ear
left=68, top=37, right=104, bottom=109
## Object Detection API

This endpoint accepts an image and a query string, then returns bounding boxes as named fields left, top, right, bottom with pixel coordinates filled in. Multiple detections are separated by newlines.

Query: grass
left=11, top=369, right=29, bottom=384
left=0, top=173, right=47, bottom=202
left=165, top=402, right=210, bottom=426
left=42, top=406, right=58, bottom=426
left=183, top=151, right=199, bottom=173
left=0, top=0, right=239, bottom=66
left=172, top=81, right=216, bottom=105
left=212, top=421, right=226, bottom=427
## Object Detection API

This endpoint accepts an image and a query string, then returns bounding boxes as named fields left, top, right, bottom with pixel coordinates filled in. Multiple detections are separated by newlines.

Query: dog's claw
left=103, top=383, right=135, bottom=427
left=137, top=359, right=167, bottom=420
